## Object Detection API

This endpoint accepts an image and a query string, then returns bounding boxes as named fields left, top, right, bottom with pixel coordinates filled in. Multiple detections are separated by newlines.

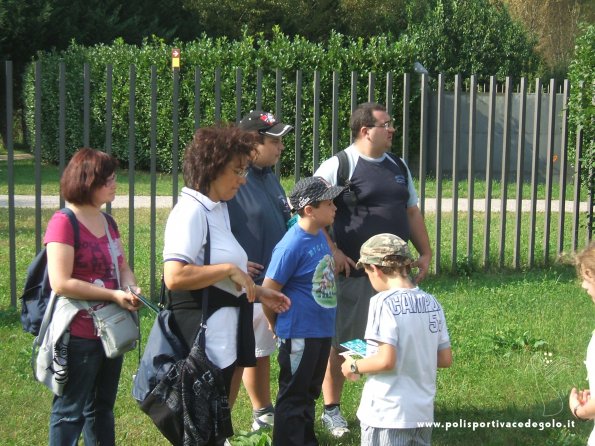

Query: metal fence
left=2, top=61, right=593, bottom=307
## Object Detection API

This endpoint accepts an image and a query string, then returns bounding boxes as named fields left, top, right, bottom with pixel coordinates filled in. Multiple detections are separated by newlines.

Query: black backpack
left=335, top=149, right=410, bottom=212
left=20, top=208, right=79, bottom=335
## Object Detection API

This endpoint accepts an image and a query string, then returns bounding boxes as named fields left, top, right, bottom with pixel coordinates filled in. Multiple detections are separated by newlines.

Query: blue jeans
left=49, top=337, right=123, bottom=446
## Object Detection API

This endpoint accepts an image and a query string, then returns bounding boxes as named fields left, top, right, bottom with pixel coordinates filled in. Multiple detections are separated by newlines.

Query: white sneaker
left=252, top=410, right=275, bottom=430
left=321, top=406, right=350, bottom=438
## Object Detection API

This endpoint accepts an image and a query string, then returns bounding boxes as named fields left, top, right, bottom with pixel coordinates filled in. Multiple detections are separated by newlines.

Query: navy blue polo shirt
left=227, top=165, right=290, bottom=284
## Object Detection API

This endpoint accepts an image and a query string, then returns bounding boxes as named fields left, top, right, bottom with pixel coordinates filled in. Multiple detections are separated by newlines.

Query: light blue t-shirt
left=265, top=224, right=337, bottom=339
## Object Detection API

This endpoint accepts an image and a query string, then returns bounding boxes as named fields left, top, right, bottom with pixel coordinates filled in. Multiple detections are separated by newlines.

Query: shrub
left=567, top=23, right=594, bottom=232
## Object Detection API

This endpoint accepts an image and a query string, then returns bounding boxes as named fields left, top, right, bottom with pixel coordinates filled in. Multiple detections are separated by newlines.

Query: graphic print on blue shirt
left=266, top=224, right=337, bottom=339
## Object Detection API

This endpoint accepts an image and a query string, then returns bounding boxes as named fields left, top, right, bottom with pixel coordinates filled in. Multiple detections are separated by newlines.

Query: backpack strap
left=336, top=149, right=350, bottom=188
left=59, top=208, right=80, bottom=249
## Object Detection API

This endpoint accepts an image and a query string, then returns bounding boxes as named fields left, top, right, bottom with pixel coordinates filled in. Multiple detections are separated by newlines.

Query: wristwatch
left=350, top=360, right=359, bottom=374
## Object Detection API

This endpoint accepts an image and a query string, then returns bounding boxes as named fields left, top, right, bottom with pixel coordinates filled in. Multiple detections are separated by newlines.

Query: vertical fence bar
left=451, top=74, right=461, bottom=271
left=34, top=60, right=42, bottom=252
left=332, top=71, right=339, bottom=156
left=83, top=63, right=90, bottom=147
left=127, top=65, right=136, bottom=270
left=434, top=74, right=444, bottom=274
left=467, top=75, right=477, bottom=262
left=294, top=70, right=303, bottom=181
left=402, top=73, right=410, bottom=162
left=572, top=127, right=583, bottom=251
left=529, top=78, right=542, bottom=267
left=483, top=76, right=496, bottom=268
left=172, top=67, right=180, bottom=206
left=384, top=71, right=394, bottom=116
left=313, top=70, right=321, bottom=172
left=6, top=61, right=17, bottom=307
left=513, top=77, right=527, bottom=268
left=235, top=68, right=243, bottom=124
left=214, top=67, right=222, bottom=122
left=350, top=72, right=357, bottom=144
left=256, top=68, right=263, bottom=110
left=150, top=66, right=158, bottom=300
left=275, top=69, right=282, bottom=119
left=104, top=64, right=113, bottom=214
left=498, top=77, right=512, bottom=268
left=275, top=68, right=283, bottom=177
left=557, top=79, right=570, bottom=256
left=59, top=62, right=67, bottom=209
left=386, top=72, right=394, bottom=118
left=194, top=68, right=201, bottom=131
left=368, top=72, right=375, bottom=103
left=543, top=78, right=556, bottom=263
left=418, top=73, right=428, bottom=216
left=588, top=162, right=593, bottom=243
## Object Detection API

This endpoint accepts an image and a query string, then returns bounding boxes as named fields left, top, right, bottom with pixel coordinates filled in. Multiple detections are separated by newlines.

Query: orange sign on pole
left=172, top=48, right=180, bottom=69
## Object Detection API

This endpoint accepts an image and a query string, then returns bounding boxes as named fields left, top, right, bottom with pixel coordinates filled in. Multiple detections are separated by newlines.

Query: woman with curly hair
left=162, top=126, right=291, bottom=405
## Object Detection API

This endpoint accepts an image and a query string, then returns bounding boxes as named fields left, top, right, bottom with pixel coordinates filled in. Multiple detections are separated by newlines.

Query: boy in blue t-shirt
left=263, top=176, right=345, bottom=446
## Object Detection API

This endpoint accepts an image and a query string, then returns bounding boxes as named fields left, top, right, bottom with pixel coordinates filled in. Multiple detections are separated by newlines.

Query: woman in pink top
left=45, top=148, right=141, bottom=446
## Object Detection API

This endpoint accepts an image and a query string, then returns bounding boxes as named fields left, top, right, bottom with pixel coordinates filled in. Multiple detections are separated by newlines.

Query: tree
left=503, top=0, right=595, bottom=78
left=408, top=0, right=540, bottom=81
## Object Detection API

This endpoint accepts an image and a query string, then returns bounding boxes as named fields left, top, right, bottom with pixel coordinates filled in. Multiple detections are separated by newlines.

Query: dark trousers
left=273, top=337, right=332, bottom=446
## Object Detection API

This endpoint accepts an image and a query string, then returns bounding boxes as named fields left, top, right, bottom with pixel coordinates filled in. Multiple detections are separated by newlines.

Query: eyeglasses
left=367, top=119, right=394, bottom=130
left=232, top=167, right=249, bottom=178
left=105, top=174, right=117, bottom=186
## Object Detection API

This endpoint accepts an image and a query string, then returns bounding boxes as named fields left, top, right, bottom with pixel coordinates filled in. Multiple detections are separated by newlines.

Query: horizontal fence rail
left=1, top=60, right=593, bottom=308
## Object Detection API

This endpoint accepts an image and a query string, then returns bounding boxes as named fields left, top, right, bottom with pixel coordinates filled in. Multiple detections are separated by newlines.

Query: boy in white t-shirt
left=341, top=233, right=452, bottom=446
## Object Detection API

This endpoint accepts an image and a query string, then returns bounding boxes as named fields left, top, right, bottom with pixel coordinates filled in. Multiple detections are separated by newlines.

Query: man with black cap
left=227, top=111, right=293, bottom=431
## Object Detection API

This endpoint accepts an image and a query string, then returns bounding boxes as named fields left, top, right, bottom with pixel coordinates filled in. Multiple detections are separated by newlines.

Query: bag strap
left=102, top=214, right=121, bottom=289
left=60, top=208, right=80, bottom=249
left=192, top=224, right=211, bottom=354
left=336, top=149, right=350, bottom=188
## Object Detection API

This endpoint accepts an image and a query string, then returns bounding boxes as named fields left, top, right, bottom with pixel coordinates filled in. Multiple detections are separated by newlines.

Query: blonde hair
left=576, top=242, right=595, bottom=280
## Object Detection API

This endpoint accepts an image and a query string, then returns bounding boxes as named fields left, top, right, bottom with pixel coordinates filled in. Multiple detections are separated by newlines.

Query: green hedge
left=567, top=23, right=594, bottom=229
left=22, top=30, right=417, bottom=175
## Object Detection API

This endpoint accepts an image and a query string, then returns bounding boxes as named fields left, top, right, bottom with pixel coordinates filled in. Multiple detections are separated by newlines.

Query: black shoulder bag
left=133, top=225, right=234, bottom=446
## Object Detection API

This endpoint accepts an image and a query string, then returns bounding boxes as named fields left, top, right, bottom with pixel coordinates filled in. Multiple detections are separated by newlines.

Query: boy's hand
left=257, top=286, right=291, bottom=313
left=341, top=356, right=360, bottom=381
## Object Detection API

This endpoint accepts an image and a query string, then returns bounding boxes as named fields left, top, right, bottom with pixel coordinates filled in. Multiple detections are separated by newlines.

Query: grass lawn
left=0, top=158, right=590, bottom=202
left=1, top=208, right=594, bottom=445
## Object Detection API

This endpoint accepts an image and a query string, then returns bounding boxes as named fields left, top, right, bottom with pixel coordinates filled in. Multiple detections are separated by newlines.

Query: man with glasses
left=314, top=102, right=432, bottom=437
left=227, top=111, right=293, bottom=431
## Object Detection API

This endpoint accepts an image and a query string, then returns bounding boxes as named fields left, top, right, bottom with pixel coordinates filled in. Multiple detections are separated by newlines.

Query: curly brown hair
left=183, top=125, right=258, bottom=194
left=60, top=148, right=119, bottom=205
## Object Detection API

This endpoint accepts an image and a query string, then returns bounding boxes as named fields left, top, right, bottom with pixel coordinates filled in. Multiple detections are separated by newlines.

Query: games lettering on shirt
left=162, top=187, right=249, bottom=369
left=44, top=210, right=122, bottom=339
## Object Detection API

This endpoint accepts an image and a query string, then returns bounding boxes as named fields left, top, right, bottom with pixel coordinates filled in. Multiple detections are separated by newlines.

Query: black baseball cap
left=239, top=111, right=293, bottom=137
left=289, top=176, right=345, bottom=212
